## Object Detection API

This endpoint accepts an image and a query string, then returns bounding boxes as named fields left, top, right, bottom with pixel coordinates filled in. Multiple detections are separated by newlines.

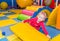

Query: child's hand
left=47, top=35, right=51, bottom=38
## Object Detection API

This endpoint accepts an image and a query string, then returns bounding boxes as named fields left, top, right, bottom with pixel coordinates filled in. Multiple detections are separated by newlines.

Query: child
left=24, top=8, right=51, bottom=38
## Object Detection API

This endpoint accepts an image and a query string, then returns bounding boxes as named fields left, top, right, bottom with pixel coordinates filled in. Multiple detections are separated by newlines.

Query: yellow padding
left=8, top=14, right=19, bottom=19
left=50, top=34, right=60, bottom=41
left=10, top=22, right=49, bottom=41
left=0, top=14, right=5, bottom=16
left=0, top=31, right=5, bottom=38
left=9, top=9, right=22, bottom=14
left=0, top=19, right=17, bottom=27
left=46, top=5, right=60, bottom=27
left=7, top=34, right=22, bottom=41
left=26, top=6, right=44, bottom=11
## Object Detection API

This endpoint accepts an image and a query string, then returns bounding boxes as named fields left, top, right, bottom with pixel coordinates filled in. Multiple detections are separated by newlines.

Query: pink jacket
left=24, top=17, right=48, bottom=35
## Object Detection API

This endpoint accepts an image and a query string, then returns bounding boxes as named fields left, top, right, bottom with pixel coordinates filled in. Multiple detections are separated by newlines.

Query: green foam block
left=17, top=14, right=31, bottom=21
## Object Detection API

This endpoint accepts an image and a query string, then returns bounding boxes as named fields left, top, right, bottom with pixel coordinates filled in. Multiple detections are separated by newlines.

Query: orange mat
left=56, top=5, right=60, bottom=30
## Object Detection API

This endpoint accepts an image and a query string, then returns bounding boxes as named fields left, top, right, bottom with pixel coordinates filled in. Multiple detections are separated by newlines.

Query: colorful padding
left=7, top=34, right=22, bottom=41
left=0, top=31, right=5, bottom=38
left=0, top=19, right=17, bottom=27
left=26, top=6, right=44, bottom=11
left=22, top=10, right=34, bottom=16
left=17, top=14, right=31, bottom=21
left=9, top=9, right=22, bottom=14
left=10, top=22, right=49, bottom=41
left=7, top=14, right=19, bottom=19
left=56, top=5, right=60, bottom=30
left=50, top=34, right=60, bottom=41
left=46, top=5, right=60, bottom=27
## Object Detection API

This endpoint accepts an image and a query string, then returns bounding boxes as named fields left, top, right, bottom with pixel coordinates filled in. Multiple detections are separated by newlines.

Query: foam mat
left=7, top=34, right=22, bottom=41
left=0, top=31, right=5, bottom=38
left=50, top=34, right=60, bottom=41
left=56, top=5, right=60, bottom=30
left=0, top=14, right=5, bottom=17
left=7, top=14, right=19, bottom=19
left=0, top=19, right=17, bottom=27
left=46, top=5, right=59, bottom=27
left=10, top=22, right=49, bottom=41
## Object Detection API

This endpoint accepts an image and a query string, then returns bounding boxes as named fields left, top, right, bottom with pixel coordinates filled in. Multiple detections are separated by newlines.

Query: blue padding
left=31, top=6, right=52, bottom=18
left=0, top=38, right=8, bottom=41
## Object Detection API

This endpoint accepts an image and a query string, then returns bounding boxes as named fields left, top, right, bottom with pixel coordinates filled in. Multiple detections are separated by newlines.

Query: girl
left=24, top=8, right=51, bottom=38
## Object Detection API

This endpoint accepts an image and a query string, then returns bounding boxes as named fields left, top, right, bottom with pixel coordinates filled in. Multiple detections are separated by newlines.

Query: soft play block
left=0, top=19, right=17, bottom=27
left=7, top=14, right=19, bottom=19
left=10, top=22, right=49, bottom=41
left=7, top=34, right=22, bottom=41
left=17, top=14, right=31, bottom=21
left=26, top=6, right=43, bottom=11
left=50, top=34, right=60, bottom=41
left=9, top=9, right=22, bottom=14
left=22, top=10, right=34, bottom=16
left=46, top=5, right=59, bottom=27
left=56, top=5, right=60, bottom=30
left=0, top=14, right=5, bottom=17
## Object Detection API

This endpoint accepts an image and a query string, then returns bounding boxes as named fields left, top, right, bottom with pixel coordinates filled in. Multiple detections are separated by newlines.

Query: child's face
left=37, top=12, right=47, bottom=21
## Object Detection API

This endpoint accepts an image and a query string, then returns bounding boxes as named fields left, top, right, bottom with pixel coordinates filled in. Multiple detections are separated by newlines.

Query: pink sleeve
left=39, top=21, right=48, bottom=35
left=24, top=19, right=30, bottom=23
left=24, top=17, right=37, bottom=23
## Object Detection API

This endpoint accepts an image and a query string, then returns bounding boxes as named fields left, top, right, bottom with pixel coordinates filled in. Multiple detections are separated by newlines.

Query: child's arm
left=40, top=21, right=51, bottom=38
left=39, top=21, right=48, bottom=35
left=24, top=19, right=30, bottom=23
left=24, top=17, right=37, bottom=23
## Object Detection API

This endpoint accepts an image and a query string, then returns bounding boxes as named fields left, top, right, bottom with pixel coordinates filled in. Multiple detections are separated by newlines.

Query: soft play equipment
left=10, top=22, right=50, bottom=41
left=26, top=6, right=44, bottom=11
left=0, top=19, right=17, bottom=27
left=7, top=35, right=22, bottom=41
left=32, top=6, right=52, bottom=18
left=0, top=2, right=8, bottom=10
left=9, top=9, right=22, bottom=14
left=22, top=10, right=34, bottom=16
left=17, top=14, right=31, bottom=21
left=50, top=34, right=60, bottom=41
left=43, top=0, right=55, bottom=9
left=16, top=0, right=33, bottom=8
left=56, top=5, right=60, bottom=30
left=46, top=5, right=60, bottom=28
left=7, top=14, right=19, bottom=19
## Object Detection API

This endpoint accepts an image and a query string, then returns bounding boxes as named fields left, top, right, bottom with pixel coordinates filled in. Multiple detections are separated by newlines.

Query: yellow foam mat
left=0, top=19, right=17, bottom=27
left=46, top=5, right=60, bottom=27
left=7, top=34, right=22, bottom=41
left=50, top=34, right=60, bottom=41
left=26, top=6, right=44, bottom=11
left=0, top=14, right=5, bottom=17
left=10, top=22, right=49, bottom=41
left=8, top=14, right=19, bottom=19
left=0, top=31, right=5, bottom=38
left=9, top=9, right=22, bottom=14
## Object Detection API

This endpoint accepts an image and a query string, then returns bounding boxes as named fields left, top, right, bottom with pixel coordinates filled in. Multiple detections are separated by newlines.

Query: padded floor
left=0, top=10, right=60, bottom=41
